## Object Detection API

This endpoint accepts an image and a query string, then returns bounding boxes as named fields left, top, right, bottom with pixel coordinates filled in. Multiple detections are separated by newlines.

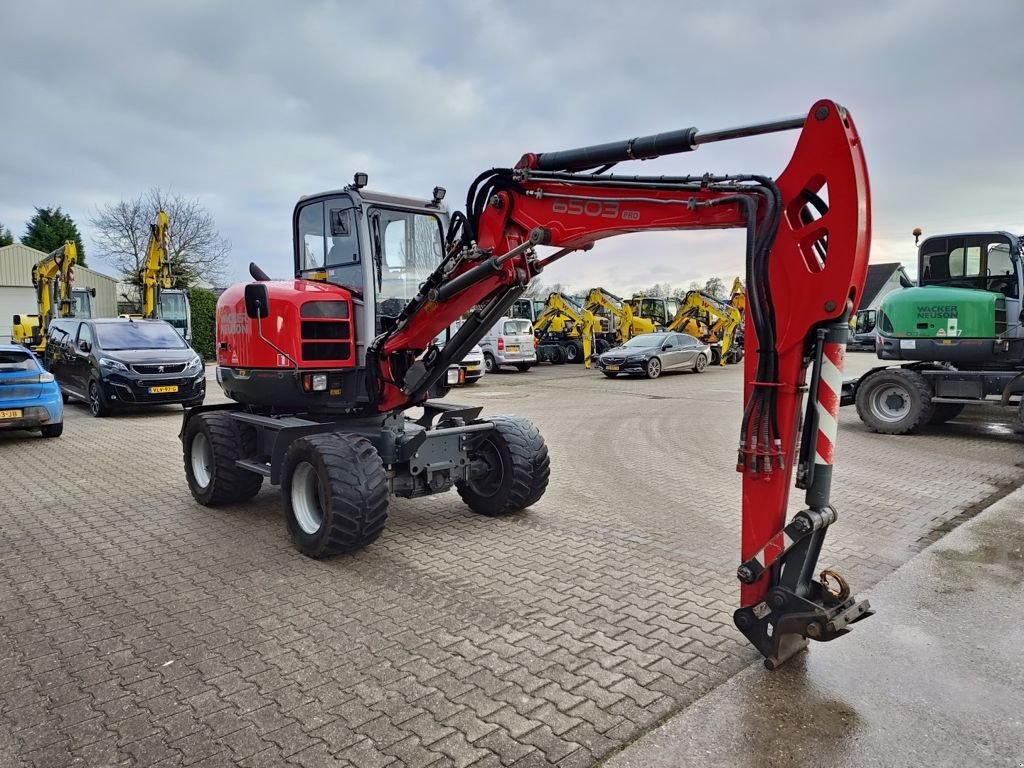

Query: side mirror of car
left=78, top=339, right=91, bottom=353
left=244, top=283, right=270, bottom=319
left=662, top=343, right=674, bottom=350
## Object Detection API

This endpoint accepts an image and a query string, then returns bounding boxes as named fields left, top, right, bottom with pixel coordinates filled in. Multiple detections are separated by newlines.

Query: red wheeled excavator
left=181, top=99, right=872, bottom=668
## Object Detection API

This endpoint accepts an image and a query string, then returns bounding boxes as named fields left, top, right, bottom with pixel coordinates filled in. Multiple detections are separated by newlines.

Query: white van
left=478, top=317, right=536, bottom=372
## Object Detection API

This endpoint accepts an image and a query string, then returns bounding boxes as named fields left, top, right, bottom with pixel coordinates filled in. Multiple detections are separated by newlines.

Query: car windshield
left=622, top=334, right=665, bottom=348
left=95, top=322, right=189, bottom=351
left=0, top=350, right=37, bottom=372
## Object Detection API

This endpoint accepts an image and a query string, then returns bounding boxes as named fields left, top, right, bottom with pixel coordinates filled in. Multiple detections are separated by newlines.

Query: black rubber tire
left=457, top=415, right=550, bottom=516
left=929, top=403, right=965, bottom=425
left=693, top=353, right=708, bottom=373
left=855, top=368, right=934, bottom=435
left=183, top=412, right=263, bottom=506
left=595, top=339, right=611, bottom=354
left=60, top=390, right=69, bottom=404
left=565, top=341, right=583, bottom=364
left=88, top=379, right=111, bottom=417
left=726, top=348, right=744, bottom=364
left=40, top=422, right=63, bottom=438
left=282, top=433, right=389, bottom=557
left=710, top=346, right=721, bottom=366
left=603, top=372, right=619, bottom=378
left=550, top=346, right=566, bottom=365
left=483, top=353, right=497, bottom=374
left=645, top=357, right=662, bottom=380
left=515, top=363, right=533, bottom=372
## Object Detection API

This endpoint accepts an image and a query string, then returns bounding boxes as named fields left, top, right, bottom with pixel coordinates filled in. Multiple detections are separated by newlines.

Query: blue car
left=0, top=344, right=64, bottom=438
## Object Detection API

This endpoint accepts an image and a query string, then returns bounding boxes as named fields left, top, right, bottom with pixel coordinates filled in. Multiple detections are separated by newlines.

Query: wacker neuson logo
left=916, top=305, right=958, bottom=319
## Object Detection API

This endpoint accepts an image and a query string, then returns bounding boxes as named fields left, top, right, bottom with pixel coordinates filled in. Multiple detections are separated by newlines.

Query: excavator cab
left=158, top=289, right=192, bottom=344
left=292, top=179, right=449, bottom=350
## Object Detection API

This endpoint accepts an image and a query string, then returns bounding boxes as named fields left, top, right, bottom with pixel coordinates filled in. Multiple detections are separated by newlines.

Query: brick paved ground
left=1, top=357, right=1021, bottom=767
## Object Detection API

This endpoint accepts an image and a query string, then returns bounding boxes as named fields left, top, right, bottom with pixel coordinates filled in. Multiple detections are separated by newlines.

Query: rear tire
left=693, top=354, right=708, bottom=373
left=458, top=415, right=550, bottom=516
left=40, top=422, right=63, bottom=438
left=550, top=346, right=566, bottom=365
left=855, top=368, right=934, bottom=435
left=282, top=433, right=389, bottom=557
left=183, top=412, right=263, bottom=505
left=483, top=352, right=497, bottom=374
left=929, top=403, right=965, bottom=425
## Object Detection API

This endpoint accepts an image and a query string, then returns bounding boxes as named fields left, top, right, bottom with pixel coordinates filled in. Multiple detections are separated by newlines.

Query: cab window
left=920, top=234, right=1018, bottom=296
left=297, top=202, right=326, bottom=271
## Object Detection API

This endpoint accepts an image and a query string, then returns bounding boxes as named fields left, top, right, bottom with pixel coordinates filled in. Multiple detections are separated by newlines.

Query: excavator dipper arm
left=373, top=100, right=872, bottom=667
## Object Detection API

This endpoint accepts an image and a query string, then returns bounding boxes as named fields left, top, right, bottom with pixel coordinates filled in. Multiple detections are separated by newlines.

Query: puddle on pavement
left=934, top=515, right=1024, bottom=591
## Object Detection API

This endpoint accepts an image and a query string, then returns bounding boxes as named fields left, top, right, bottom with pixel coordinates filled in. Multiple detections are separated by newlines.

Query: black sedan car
left=595, top=332, right=710, bottom=379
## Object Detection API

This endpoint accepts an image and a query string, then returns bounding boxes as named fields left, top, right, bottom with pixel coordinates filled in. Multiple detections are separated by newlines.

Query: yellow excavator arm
left=141, top=210, right=172, bottom=319
left=13, top=241, right=79, bottom=352
left=582, top=287, right=656, bottom=344
left=534, top=292, right=597, bottom=367
left=666, top=289, right=744, bottom=365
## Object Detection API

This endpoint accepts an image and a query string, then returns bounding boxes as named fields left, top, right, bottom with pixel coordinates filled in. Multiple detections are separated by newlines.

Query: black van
left=45, top=318, right=206, bottom=416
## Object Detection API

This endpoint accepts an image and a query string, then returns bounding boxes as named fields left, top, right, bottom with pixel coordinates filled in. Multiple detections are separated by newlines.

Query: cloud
left=1, top=0, right=1022, bottom=296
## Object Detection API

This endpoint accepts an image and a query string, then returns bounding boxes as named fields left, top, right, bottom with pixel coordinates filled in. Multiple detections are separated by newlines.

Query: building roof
left=0, top=243, right=119, bottom=287
left=862, top=262, right=912, bottom=306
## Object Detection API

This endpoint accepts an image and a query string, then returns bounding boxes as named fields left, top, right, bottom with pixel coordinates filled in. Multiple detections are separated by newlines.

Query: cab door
left=70, top=322, right=93, bottom=394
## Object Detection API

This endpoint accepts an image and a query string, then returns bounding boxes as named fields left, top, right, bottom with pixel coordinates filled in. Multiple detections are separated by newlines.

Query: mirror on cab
left=78, top=339, right=90, bottom=353
left=244, top=283, right=270, bottom=319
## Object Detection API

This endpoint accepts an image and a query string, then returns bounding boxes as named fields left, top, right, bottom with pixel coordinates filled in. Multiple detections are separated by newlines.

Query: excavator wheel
left=855, top=368, right=934, bottom=435
left=550, top=346, right=566, bottom=364
left=565, top=341, right=584, bottom=364
left=457, top=415, right=550, bottom=516
left=184, top=412, right=263, bottom=506
left=595, top=339, right=611, bottom=354
left=928, top=403, right=964, bottom=425
left=282, top=433, right=389, bottom=557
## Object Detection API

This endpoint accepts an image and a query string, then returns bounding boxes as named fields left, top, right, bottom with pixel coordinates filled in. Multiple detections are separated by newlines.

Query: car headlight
left=625, top=355, right=647, bottom=362
left=99, top=358, right=129, bottom=372
left=185, top=356, right=203, bottom=373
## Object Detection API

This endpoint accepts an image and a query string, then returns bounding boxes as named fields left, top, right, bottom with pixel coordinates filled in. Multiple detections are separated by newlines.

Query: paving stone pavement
left=1, top=358, right=1021, bottom=767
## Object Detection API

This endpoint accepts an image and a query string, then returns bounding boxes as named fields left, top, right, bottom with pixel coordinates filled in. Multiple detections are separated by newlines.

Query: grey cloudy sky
left=1, top=0, right=1022, bottom=294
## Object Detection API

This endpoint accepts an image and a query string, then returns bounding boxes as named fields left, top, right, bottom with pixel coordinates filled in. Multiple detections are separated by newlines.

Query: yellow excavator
left=533, top=292, right=597, bottom=366
left=629, top=294, right=681, bottom=329
left=137, top=211, right=193, bottom=344
left=667, top=288, right=744, bottom=365
left=11, top=241, right=94, bottom=353
left=582, top=287, right=658, bottom=349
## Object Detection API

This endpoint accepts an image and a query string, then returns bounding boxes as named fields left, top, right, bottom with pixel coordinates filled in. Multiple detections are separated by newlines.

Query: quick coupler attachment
left=733, top=581, right=874, bottom=670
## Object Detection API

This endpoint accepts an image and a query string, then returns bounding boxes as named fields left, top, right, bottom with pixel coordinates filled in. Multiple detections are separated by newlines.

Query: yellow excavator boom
left=142, top=210, right=172, bottom=319
left=12, top=241, right=79, bottom=352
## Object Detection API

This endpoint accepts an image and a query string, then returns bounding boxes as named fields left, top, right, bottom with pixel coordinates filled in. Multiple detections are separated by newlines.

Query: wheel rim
left=696, top=355, right=706, bottom=371
left=89, top=383, right=101, bottom=415
left=291, top=461, right=324, bottom=534
left=484, top=356, right=495, bottom=373
left=567, top=345, right=579, bottom=362
left=648, top=359, right=661, bottom=377
left=191, top=432, right=213, bottom=489
left=470, top=438, right=505, bottom=498
left=869, top=384, right=911, bottom=422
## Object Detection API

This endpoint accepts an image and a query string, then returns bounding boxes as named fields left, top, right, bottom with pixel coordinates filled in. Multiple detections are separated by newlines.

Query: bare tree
left=703, top=276, right=727, bottom=298
left=91, top=188, right=230, bottom=294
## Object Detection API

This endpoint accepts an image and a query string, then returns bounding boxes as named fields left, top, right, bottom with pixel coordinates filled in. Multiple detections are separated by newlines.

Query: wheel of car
left=60, top=390, right=69, bottom=404
left=88, top=379, right=111, bottom=417
left=40, top=423, right=63, bottom=438
left=483, top=352, right=497, bottom=373
left=694, top=354, right=708, bottom=373
left=515, top=363, right=532, bottom=372
left=645, top=357, right=662, bottom=379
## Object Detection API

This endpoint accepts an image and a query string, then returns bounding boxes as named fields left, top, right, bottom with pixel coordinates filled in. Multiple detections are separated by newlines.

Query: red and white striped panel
left=814, top=342, right=844, bottom=465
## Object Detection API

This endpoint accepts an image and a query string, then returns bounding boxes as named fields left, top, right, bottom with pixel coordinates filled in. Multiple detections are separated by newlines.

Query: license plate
left=606, top=365, right=620, bottom=372
left=149, top=385, right=179, bottom=394
left=507, top=345, right=519, bottom=353
left=0, top=409, right=23, bottom=419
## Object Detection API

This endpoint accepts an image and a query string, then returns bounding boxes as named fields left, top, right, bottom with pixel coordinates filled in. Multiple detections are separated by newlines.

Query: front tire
left=645, top=357, right=662, bottom=379
left=693, top=353, right=708, bottom=373
left=88, top=380, right=111, bottom=417
left=282, top=433, right=389, bottom=557
left=550, top=346, right=566, bottom=365
left=565, top=341, right=583, bottom=364
left=855, top=368, right=934, bottom=435
left=183, top=412, right=263, bottom=505
left=483, top=352, right=497, bottom=374
left=457, top=415, right=550, bottom=516
left=929, top=403, right=965, bottom=425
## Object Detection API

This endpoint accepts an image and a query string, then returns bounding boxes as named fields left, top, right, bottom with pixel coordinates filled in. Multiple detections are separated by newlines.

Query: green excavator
left=843, top=229, right=1024, bottom=433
